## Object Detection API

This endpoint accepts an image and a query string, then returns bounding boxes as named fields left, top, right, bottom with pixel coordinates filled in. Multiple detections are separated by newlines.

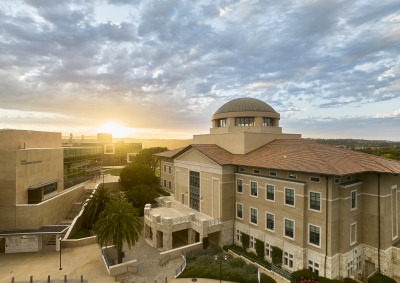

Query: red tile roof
left=155, top=139, right=400, bottom=175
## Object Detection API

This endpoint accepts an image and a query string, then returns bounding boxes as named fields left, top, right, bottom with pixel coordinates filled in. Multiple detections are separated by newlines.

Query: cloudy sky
left=1, top=0, right=399, bottom=140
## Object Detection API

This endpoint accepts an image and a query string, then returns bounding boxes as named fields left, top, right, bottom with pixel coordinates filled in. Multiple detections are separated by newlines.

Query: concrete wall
left=5, top=235, right=42, bottom=253
left=11, top=185, right=84, bottom=230
left=0, top=130, right=61, bottom=149
left=62, top=236, right=97, bottom=248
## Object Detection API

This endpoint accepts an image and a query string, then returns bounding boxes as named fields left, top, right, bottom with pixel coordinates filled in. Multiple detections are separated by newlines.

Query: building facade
left=149, top=98, right=400, bottom=280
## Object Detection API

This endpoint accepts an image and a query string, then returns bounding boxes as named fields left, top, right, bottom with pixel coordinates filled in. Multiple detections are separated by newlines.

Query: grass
left=103, top=168, right=123, bottom=176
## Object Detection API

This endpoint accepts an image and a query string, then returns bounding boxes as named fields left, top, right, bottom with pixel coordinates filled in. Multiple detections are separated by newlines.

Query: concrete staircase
left=60, top=189, right=93, bottom=225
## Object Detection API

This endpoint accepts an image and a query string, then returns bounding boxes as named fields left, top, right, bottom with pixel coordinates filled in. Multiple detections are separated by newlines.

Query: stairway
left=59, top=189, right=93, bottom=225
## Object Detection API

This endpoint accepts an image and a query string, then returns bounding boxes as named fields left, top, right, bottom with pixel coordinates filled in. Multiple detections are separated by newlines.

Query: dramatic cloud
left=0, top=0, right=399, bottom=140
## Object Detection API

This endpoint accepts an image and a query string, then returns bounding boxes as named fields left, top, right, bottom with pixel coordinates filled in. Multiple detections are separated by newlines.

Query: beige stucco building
left=0, top=130, right=82, bottom=253
left=147, top=97, right=400, bottom=280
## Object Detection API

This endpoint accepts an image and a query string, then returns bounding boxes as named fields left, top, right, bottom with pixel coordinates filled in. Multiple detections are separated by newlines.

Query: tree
left=133, top=147, right=168, bottom=173
left=119, top=162, right=159, bottom=189
left=125, top=184, right=158, bottom=216
left=83, top=186, right=126, bottom=228
left=94, top=200, right=142, bottom=264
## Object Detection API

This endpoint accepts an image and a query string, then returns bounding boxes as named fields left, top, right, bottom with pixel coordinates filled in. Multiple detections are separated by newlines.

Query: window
left=350, top=222, right=357, bottom=245
left=285, top=188, right=295, bottom=206
left=266, top=185, right=275, bottom=201
left=239, top=167, right=245, bottom=172
left=283, top=252, right=294, bottom=269
left=236, top=229, right=242, bottom=242
left=308, top=260, right=320, bottom=276
left=104, top=144, right=115, bottom=154
left=250, top=207, right=258, bottom=225
left=266, top=213, right=275, bottom=231
left=250, top=182, right=258, bottom=197
left=309, top=192, right=321, bottom=211
left=347, top=260, right=353, bottom=277
left=351, top=190, right=357, bottom=210
left=217, top=118, right=226, bottom=127
left=168, top=181, right=172, bottom=190
left=189, top=171, right=200, bottom=211
left=392, top=185, right=398, bottom=239
left=236, top=203, right=243, bottom=219
left=356, top=255, right=362, bottom=271
left=310, top=176, right=320, bottom=183
left=250, top=236, right=256, bottom=249
left=163, top=179, right=166, bottom=188
left=265, top=243, right=272, bottom=258
left=163, top=165, right=166, bottom=172
left=334, top=178, right=340, bottom=184
left=347, top=175, right=352, bottom=181
left=309, top=224, right=320, bottom=247
left=263, top=117, right=273, bottom=126
left=253, top=169, right=260, bottom=174
left=284, top=219, right=294, bottom=239
left=269, top=171, right=277, bottom=177
left=288, top=173, right=297, bottom=179
left=168, top=166, right=172, bottom=174
left=235, top=117, right=254, bottom=126
left=236, top=179, right=243, bottom=193
left=43, top=183, right=57, bottom=195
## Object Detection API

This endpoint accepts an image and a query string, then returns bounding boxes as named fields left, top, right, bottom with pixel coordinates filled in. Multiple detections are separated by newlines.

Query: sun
left=98, top=122, right=130, bottom=138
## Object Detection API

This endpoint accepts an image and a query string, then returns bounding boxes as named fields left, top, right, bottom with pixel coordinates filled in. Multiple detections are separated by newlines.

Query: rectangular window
left=266, top=185, right=275, bottom=201
left=284, top=219, right=294, bottom=239
left=269, top=171, right=277, bottom=177
left=285, top=188, right=295, bottom=206
left=309, top=192, right=321, bottom=211
left=235, top=117, right=255, bottom=126
left=250, top=207, right=258, bottom=225
left=350, top=222, right=357, bottom=245
left=163, top=179, right=166, bottom=188
left=217, top=118, right=226, bottom=127
left=253, top=169, right=260, bottom=174
left=334, top=178, right=340, bottom=184
left=189, top=171, right=200, bottom=211
left=283, top=252, right=294, bottom=269
left=351, top=190, right=357, bottom=210
left=263, top=117, right=273, bottom=126
left=236, top=229, right=242, bottom=242
left=163, top=165, right=166, bottom=172
left=168, top=181, right=171, bottom=190
left=356, top=255, right=362, bottom=271
left=310, top=177, right=320, bottom=183
left=236, top=203, right=243, bottom=219
left=168, top=166, right=172, bottom=174
left=265, top=243, right=272, bottom=258
left=309, top=224, right=320, bottom=247
left=239, top=167, right=245, bottom=172
left=266, top=213, right=275, bottom=231
left=288, top=173, right=297, bottom=179
left=250, top=181, right=258, bottom=197
left=236, top=179, right=243, bottom=193
left=250, top=236, right=256, bottom=249
left=347, top=260, right=353, bottom=277
left=308, top=260, right=320, bottom=276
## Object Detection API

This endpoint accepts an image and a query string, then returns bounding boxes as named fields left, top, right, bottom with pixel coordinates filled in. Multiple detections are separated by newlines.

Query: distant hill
left=114, top=138, right=192, bottom=150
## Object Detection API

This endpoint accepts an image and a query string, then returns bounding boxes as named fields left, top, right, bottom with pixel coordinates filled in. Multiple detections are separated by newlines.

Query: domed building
left=146, top=97, right=400, bottom=280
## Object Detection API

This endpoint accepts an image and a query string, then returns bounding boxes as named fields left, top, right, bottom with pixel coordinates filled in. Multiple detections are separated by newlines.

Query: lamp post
left=214, top=254, right=228, bottom=283
left=59, top=236, right=63, bottom=270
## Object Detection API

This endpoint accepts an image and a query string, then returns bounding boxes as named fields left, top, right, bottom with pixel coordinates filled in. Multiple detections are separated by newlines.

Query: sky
left=0, top=0, right=400, bottom=140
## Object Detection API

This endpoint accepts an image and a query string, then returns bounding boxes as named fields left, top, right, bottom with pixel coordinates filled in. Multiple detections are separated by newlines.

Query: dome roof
left=214, top=98, right=277, bottom=115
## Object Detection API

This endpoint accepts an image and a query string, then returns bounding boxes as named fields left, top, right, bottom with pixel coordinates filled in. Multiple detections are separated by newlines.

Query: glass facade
left=189, top=171, right=200, bottom=211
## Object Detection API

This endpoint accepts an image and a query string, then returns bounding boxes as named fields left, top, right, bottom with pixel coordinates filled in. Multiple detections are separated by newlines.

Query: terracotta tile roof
left=154, top=147, right=187, bottom=158
left=155, top=139, right=400, bottom=175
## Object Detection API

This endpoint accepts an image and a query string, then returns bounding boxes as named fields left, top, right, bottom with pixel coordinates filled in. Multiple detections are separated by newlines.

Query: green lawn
left=69, top=227, right=92, bottom=239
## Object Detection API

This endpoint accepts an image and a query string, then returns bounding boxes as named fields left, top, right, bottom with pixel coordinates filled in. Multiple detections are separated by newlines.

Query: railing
left=173, top=216, right=190, bottom=224
left=192, top=217, right=201, bottom=226
left=175, top=251, right=187, bottom=277
left=208, top=218, right=220, bottom=226
left=271, top=264, right=291, bottom=281
left=150, top=203, right=159, bottom=208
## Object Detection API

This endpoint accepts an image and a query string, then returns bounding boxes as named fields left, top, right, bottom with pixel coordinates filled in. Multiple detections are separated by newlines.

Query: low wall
left=393, top=247, right=400, bottom=277
left=14, top=185, right=84, bottom=230
left=62, top=236, right=97, bottom=248
left=159, top=242, right=203, bottom=265
left=109, top=260, right=138, bottom=276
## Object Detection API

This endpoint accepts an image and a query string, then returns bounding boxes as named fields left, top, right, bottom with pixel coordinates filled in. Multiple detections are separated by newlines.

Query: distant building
left=62, top=133, right=142, bottom=188
left=149, top=97, right=400, bottom=280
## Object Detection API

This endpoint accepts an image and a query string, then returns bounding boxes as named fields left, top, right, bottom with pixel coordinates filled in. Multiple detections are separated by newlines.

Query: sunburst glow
left=98, top=122, right=131, bottom=138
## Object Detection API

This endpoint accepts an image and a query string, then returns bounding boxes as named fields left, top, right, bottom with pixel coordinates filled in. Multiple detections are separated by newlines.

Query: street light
left=214, top=254, right=228, bottom=283
left=59, top=236, right=63, bottom=270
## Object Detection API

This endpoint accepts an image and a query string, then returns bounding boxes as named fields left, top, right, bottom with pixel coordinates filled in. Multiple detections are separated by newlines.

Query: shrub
left=196, top=254, right=214, bottom=265
left=368, top=273, right=396, bottom=283
left=242, top=233, right=250, bottom=249
left=343, top=278, right=358, bottom=283
left=256, top=239, right=265, bottom=258
left=228, top=257, right=246, bottom=268
left=156, top=186, right=170, bottom=196
left=291, top=269, right=318, bottom=281
left=271, top=246, right=282, bottom=266
left=205, top=244, right=223, bottom=256
left=260, top=273, right=277, bottom=283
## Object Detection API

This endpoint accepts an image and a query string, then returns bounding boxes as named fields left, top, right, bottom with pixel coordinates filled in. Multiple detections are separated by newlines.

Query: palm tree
left=83, top=186, right=116, bottom=228
left=94, top=200, right=142, bottom=263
